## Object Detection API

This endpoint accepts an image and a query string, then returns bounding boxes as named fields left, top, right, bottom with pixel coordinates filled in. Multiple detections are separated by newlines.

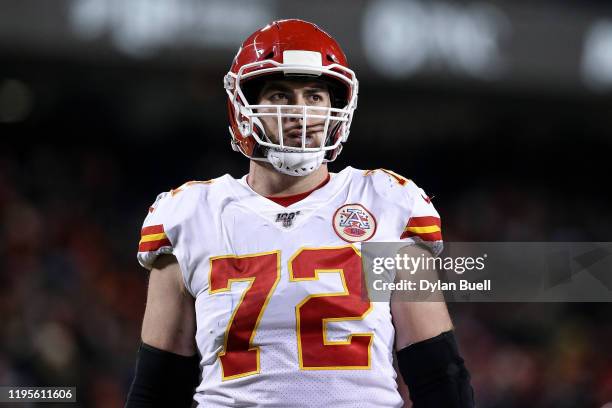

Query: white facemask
left=266, top=149, right=325, bottom=176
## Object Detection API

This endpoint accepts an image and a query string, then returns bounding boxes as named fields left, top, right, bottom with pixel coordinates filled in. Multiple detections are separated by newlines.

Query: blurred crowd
left=3, top=0, right=612, bottom=405
left=0, top=143, right=610, bottom=407
left=0, top=148, right=146, bottom=407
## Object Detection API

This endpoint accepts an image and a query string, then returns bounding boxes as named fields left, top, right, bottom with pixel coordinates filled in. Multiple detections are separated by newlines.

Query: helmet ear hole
left=326, top=54, right=338, bottom=63
left=264, top=51, right=275, bottom=59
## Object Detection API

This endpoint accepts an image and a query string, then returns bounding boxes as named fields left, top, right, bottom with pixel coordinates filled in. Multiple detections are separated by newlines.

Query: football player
left=126, top=19, right=474, bottom=408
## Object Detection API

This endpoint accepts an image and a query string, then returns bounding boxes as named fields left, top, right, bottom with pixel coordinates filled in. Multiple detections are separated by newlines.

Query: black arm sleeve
left=125, top=342, right=200, bottom=408
left=397, top=330, right=475, bottom=408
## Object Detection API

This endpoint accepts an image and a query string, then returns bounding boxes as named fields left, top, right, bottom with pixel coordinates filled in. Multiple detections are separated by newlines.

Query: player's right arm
left=126, top=189, right=201, bottom=408
left=141, top=254, right=196, bottom=356
left=125, top=256, right=199, bottom=408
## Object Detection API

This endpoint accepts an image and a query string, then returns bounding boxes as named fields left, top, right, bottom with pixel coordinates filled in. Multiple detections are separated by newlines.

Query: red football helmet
left=224, top=19, right=358, bottom=176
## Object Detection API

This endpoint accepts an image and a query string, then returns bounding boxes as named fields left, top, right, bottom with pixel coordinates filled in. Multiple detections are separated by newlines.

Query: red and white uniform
left=137, top=167, right=442, bottom=408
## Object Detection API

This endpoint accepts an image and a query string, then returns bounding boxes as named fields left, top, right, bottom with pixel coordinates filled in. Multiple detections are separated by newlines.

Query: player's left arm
left=391, top=245, right=474, bottom=408
left=391, top=245, right=454, bottom=348
left=385, top=174, right=474, bottom=407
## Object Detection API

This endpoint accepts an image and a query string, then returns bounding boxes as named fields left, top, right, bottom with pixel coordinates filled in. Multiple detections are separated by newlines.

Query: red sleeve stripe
left=141, top=224, right=164, bottom=235
left=400, top=216, right=442, bottom=241
left=138, top=238, right=172, bottom=252
left=138, top=224, right=172, bottom=252
left=401, top=230, right=442, bottom=241
left=405, top=216, right=441, bottom=228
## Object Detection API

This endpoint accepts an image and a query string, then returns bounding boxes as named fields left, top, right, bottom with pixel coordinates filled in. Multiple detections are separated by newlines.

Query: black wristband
left=397, top=330, right=475, bottom=408
left=125, top=342, right=200, bottom=408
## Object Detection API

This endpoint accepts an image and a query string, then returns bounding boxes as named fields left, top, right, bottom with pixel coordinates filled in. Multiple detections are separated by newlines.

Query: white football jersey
left=137, top=166, right=442, bottom=408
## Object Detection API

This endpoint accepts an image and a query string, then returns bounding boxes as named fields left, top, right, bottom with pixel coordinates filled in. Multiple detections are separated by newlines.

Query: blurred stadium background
left=1, top=0, right=612, bottom=406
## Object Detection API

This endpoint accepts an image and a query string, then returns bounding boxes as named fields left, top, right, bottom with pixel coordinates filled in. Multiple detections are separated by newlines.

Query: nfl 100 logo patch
left=275, top=211, right=301, bottom=228
left=333, top=204, right=377, bottom=242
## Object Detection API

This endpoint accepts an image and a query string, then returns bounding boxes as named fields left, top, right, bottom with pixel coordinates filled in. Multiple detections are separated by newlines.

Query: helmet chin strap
left=266, top=149, right=325, bottom=176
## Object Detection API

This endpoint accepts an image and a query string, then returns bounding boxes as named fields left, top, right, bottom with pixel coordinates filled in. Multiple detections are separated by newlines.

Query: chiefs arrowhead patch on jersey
left=333, top=203, right=377, bottom=242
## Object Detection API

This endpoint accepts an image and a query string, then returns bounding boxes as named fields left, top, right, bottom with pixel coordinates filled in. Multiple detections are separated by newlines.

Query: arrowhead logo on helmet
left=224, top=19, right=359, bottom=176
